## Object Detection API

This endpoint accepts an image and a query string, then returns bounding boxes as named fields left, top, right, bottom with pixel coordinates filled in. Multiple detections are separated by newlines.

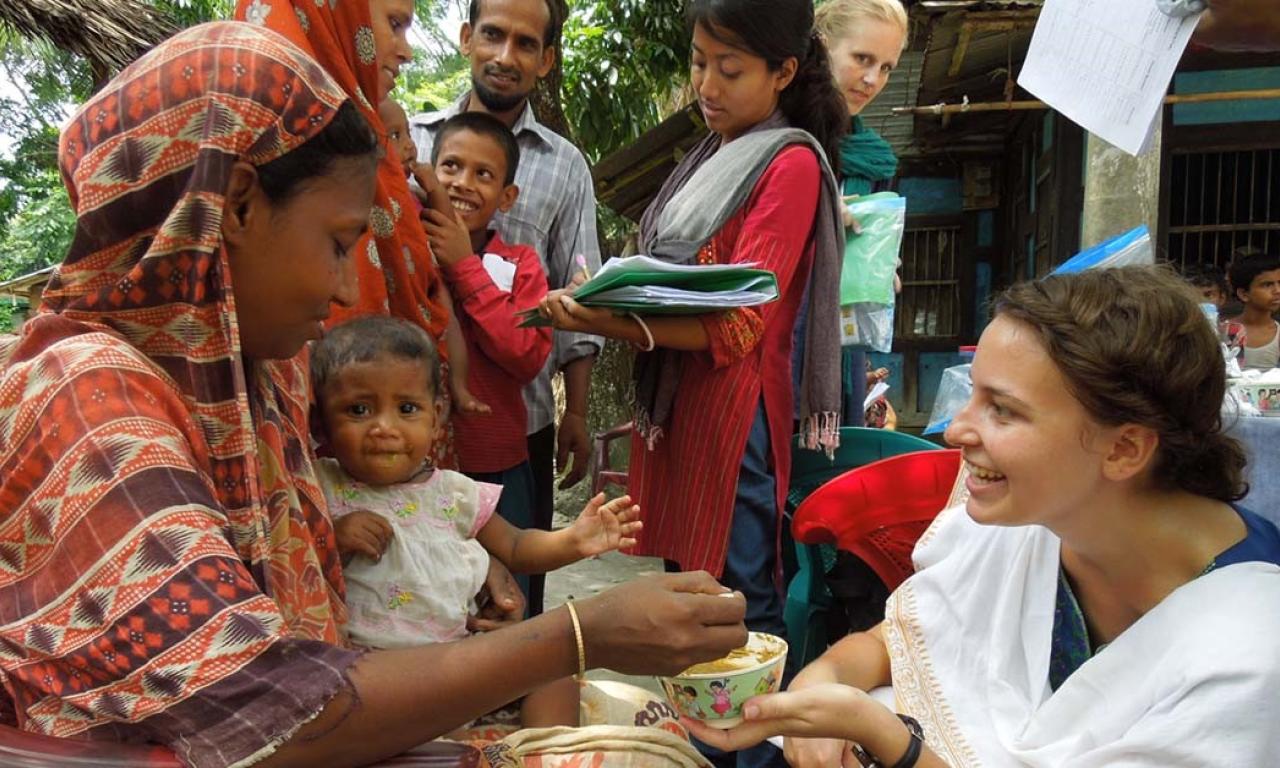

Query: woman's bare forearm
left=259, top=608, right=577, bottom=767
left=791, top=624, right=892, bottom=693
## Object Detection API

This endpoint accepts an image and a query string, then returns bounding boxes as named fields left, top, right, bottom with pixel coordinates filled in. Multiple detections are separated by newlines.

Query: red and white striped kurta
left=630, top=146, right=820, bottom=577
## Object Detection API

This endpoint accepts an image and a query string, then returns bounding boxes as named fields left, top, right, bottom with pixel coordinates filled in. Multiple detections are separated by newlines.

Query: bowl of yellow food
left=657, top=631, right=787, bottom=729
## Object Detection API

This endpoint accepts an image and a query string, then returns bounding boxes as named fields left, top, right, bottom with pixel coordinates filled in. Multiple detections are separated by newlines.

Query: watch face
left=899, top=714, right=926, bottom=740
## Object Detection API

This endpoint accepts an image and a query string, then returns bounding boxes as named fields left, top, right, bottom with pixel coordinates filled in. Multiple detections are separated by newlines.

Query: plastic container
left=1050, top=225, right=1153, bottom=275
left=923, top=364, right=973, bottom=436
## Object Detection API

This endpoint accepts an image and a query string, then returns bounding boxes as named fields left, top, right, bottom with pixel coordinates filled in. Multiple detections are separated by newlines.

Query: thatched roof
left=0, top=0, right=180, bottom=75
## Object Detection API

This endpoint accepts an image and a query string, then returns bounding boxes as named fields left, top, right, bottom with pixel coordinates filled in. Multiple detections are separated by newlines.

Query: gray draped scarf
left=635, top=111, right=843, bottom=454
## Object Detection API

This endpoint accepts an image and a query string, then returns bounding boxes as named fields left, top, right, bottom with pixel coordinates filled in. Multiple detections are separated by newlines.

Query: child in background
left=864, top=363, right=897, bottom=430
left=1185, top=263, right=1245, bottom=362
left=311, top=315, right=642, bottom=727
left=1228, top=254, right=1280, bottom=370
left=417, top=112, right=554, bottom=602
left=378, top=98, right=488, bottom=416
left=1186, top=263, right=1228, bottom=309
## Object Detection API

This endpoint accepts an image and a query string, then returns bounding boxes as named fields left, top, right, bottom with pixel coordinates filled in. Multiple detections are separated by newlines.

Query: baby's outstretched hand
left=571, top=493, right=642, bottom=559
left=335, top=510, right=394, bottom=565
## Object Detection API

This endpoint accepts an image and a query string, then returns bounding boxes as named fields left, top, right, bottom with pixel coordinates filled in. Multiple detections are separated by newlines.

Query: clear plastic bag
left=840, top=301, right=895, bottom=353
left=841, top=193, right=906, bottom=306
left=923, top=363, right=973, bottom=436
left=1051, top=225, right=1153, bottom=275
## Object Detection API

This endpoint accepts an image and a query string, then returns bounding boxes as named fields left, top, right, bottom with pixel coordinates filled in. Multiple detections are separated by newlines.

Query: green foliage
left=397, top=55, right=470, bottom=114
left=0, top=1, right=229, bottom=282
left=159, top=0, right=234, bottom=25
left=0, top=177, right=75, bottom=281
left=560, top=0, right=689, bottom=164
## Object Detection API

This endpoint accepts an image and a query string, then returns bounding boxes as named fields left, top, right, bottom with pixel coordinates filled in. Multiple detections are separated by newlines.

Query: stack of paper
left=519, top=255, right=778, bottom=325
left=1018, top=0, right=1201, bottom=155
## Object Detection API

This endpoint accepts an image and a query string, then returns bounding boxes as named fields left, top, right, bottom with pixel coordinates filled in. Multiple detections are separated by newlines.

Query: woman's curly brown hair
left=995, top=265, right=1248, bottom=502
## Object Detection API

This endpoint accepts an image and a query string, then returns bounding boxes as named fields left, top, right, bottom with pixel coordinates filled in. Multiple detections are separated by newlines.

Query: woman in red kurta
left=541, top=7, right=846, bottom=765
left=630, top=146, right=819, bottom=577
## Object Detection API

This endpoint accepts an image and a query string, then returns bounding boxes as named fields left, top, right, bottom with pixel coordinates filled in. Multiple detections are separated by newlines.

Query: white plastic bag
left=840, top=302, right=895, bottom=353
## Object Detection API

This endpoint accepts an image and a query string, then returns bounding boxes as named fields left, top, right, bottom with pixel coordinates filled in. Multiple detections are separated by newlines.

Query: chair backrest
left=0, top=722, right=181, bottom=767
left=791, top=449, right=962, bottom=591
left=787, top=427, right=938, bottom=511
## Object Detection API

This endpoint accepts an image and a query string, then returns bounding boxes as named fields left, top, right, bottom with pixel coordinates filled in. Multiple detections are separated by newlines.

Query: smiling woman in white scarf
left=687, top=265, right=1280, bottom=768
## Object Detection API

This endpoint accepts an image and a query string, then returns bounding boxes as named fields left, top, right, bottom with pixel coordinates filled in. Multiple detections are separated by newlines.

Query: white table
left=1228, top=415, right=1280, bottom=529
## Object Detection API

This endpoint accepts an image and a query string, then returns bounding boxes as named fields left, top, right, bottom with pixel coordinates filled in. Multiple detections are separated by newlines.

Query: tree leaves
left=560, top=0, right=689, bottom=164
left=0, top=1, right=227, bottom=298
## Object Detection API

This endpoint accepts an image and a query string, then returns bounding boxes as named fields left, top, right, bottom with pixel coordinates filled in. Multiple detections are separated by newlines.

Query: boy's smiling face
left=432, top=128, right=518, bottom=235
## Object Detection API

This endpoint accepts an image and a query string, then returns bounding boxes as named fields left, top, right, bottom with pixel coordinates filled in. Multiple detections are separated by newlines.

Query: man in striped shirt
left=411, top=0, right=603, bottom=615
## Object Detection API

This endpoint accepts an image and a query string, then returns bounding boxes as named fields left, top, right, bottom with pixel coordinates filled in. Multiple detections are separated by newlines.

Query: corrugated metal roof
left=917, top=0, right=1042, bottom=10
left=910, top=4, right=1042, bottom=154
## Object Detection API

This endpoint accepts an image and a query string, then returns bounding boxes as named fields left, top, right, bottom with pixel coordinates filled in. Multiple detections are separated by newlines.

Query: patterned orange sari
left=235, top=0, right=456, bottom=466
left=0, top=23, right=364, bottom=768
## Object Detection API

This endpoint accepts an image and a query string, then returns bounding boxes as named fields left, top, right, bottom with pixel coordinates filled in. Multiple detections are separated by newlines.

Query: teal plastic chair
left=783, top=428, right=939, bottom=672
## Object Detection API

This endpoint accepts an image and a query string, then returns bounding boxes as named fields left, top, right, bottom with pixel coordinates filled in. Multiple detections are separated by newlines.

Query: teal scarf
left=840, top=116, right=898, bottom=197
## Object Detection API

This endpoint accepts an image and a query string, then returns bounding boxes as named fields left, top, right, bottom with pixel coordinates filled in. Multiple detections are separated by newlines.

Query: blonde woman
left=816, top=0, right=908, bottom=424
left=816, top=0, right=907, bottom=197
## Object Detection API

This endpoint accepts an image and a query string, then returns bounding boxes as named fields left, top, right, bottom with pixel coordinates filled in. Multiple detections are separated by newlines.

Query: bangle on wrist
left=565, top=600, right=586, bottom=678
left=627, top=312, right=656, bottom=352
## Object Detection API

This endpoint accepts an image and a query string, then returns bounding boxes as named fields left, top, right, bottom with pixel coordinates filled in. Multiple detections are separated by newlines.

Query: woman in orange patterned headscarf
left=236, top=0, right=444, bottom=336
left=234, top=0, right=456, bottom=466
left=0, top=22, right=377, bottom=766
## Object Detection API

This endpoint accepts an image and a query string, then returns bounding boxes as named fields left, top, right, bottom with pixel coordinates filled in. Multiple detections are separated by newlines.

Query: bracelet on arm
left=564, top=600, right=586, bottom=678
left=851, top=715, right=924, bottom=768
left=627, top=312, right=656, bottom=352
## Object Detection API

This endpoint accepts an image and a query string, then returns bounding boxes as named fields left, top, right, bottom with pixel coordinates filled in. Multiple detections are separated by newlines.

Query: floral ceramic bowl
left=658, top=631, right=788, bottom=729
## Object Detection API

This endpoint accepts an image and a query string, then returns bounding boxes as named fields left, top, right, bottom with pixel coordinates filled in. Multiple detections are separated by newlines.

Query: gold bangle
left=565, top=600, right=586, bottom=678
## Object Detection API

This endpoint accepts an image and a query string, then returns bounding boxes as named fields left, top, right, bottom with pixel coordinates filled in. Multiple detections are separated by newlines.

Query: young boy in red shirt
left=420, top=112, right=552, bottom=602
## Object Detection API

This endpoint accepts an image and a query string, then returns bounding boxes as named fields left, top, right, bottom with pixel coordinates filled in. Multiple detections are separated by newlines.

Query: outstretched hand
left=569, top=493, right=642, bottom=558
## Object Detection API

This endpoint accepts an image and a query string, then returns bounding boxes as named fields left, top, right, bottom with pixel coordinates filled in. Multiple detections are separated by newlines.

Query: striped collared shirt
left=411, top=93, right=604, bottom=435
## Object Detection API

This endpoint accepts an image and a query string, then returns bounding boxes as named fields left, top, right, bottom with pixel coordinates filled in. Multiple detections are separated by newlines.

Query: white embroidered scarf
left=883, top=505, right=1280, bottom=766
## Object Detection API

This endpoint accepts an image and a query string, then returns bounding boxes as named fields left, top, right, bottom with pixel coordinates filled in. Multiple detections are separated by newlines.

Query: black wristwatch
left=851, top=714, right=925, bottom=768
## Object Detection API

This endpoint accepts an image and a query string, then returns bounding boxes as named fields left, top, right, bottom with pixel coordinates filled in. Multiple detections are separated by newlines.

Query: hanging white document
left=1018, top=0, right=1201, bottom=155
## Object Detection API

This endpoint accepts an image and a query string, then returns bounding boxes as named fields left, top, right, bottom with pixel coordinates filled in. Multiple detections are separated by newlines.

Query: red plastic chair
left=590, top=421, right=633, bottom=496
left=791, top=449, right=961, bottom=592
left=0, top=722, right=480, bottom=766
left=0, top=722, right=181, bottom=767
